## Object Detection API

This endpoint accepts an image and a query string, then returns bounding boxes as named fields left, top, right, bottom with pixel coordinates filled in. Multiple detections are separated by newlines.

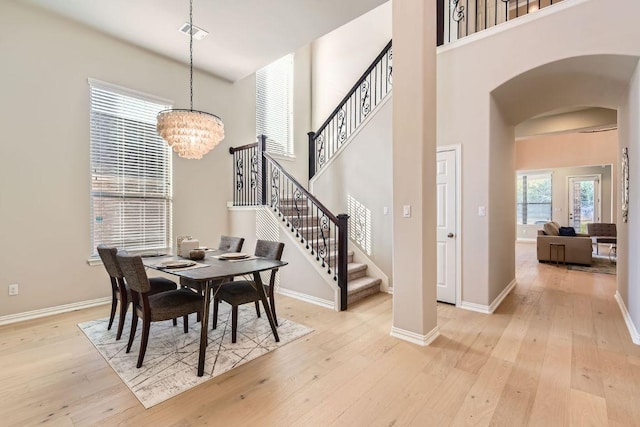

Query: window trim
left=517, top=171, right=553, bottom=225
left=88, top=78, right=174, bottom=262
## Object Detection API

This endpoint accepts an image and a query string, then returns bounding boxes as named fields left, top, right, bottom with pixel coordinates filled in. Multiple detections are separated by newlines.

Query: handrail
left=263, top=152, right=339, bottom=225
left=228, top=142, right=257, bottom=154
left=314, top=40, right=393, bottom=137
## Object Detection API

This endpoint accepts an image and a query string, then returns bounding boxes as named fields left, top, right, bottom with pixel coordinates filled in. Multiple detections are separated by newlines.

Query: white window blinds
left=89, top=79, right=173, bottom=258
left=256, top=54, right=294, bottom=156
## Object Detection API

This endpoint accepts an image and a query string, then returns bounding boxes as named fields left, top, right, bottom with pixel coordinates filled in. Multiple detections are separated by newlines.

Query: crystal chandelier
left=157, top=0, right=224, bottom=159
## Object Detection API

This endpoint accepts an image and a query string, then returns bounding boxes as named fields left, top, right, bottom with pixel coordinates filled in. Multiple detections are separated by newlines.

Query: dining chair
left=212, top=240, right=285, bottom=343
left=181, top=235, right=245, bottom=320
left=97, top=244, right=178, bottom=340
left=116, top=251, right=204, bottom=368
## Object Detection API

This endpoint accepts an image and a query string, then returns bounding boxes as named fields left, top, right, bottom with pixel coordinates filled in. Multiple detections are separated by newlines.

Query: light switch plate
left=403, top=205, right=412, bottom=218
left=478, top=206, right=486, bottom=217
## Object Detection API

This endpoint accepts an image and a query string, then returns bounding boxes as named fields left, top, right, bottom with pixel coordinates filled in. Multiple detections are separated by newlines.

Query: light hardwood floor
left=1, top=242, right=639, bottom=426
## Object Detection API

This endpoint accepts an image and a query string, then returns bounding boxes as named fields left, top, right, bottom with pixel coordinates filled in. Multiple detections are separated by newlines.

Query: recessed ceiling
left=23, top=0, right=389, bottom=82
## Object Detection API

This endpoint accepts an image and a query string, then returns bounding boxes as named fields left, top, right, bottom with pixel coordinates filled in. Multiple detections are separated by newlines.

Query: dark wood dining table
left=143, top=251, right=287, bottom=376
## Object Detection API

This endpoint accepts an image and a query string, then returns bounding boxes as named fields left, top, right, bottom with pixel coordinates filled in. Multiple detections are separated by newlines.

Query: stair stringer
left=229, top=204, right=340, bottom=311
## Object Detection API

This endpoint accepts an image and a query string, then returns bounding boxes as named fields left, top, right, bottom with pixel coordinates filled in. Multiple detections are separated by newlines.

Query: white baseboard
left=0, top=297, right=111, bottom=326
left=277, top=287, right=335, bottom=310
left=459, top=279, right=517, bottom=314
left=614, top=291, right=640, bottom=345
left=390, top=325, right=440, bottom=346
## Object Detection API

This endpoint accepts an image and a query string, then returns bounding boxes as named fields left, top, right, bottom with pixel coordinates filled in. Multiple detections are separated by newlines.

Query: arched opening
left=488, top=54, right=639, bottom=328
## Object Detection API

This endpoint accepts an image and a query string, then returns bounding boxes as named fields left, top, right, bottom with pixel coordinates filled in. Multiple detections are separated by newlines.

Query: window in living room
left=88, top=79, right=173, bottom=259
left=517, top=173, right=552, bottom=224
left=256, top=53, right=294, bottom=157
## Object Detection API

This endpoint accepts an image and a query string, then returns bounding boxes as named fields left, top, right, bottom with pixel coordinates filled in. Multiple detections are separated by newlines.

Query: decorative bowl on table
left=189, top=249, right=206, bottom=261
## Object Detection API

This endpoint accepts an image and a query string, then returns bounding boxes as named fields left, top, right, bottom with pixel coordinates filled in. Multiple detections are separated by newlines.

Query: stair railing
left=230, top=135, right=349, bottom=310
left=438, top=0, right=565, bottom=45
left=308, top=40, right=392, bottom=180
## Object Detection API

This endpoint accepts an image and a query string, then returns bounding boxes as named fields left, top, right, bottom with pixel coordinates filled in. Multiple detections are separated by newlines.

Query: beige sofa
left=536, top=222, right=593, bottom=266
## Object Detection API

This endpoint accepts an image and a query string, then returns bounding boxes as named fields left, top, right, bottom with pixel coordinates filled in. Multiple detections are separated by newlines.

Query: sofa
left=536, top=221, right=593, bottom=266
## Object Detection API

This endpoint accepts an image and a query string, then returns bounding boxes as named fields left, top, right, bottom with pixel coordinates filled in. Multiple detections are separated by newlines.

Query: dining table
left=143, top=250, right=287, bottom=377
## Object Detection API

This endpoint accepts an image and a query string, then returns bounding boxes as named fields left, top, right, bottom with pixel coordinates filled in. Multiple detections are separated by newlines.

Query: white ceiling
left=24, top=0, right=388, bottom=82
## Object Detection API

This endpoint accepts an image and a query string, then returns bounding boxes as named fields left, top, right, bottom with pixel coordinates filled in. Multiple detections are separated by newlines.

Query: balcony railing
left=438, top=0, right=565, bottom=45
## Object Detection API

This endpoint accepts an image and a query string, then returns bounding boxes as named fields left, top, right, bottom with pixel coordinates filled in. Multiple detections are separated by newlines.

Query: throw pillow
left=559, top=226, right=577, bottom=236
left=543, top=222, right=560, bottom=236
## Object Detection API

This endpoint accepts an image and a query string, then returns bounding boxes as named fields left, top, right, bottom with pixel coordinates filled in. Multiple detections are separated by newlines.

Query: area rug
left=78, top=304, right=313, bottom=408
left=567, top=256, right=616, bottom=275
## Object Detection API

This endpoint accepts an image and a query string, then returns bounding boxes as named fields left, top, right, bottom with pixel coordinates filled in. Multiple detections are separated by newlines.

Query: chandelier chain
left=189, top=0, right=193, bottom=111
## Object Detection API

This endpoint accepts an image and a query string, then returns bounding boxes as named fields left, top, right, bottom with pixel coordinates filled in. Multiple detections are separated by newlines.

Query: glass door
left=568, top=175, right=601, bottom=233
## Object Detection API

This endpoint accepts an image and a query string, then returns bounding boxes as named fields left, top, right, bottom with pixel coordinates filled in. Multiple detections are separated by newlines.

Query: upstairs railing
left=438, top=0, right=565, bottom=45
left=230, top=135, right=349, bottom=310
left=308, top=40, right=392, bottom=180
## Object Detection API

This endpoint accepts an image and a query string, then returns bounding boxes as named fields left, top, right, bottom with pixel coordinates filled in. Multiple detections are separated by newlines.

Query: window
left=256, top=54, right=294, bottom=156
left=517, top=173, right=552, bottom=225
left=89, top=79, right=173, bottom=258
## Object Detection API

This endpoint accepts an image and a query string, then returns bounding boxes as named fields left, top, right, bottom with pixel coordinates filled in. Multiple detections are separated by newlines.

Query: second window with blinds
left=256, top=54, right=294, bottom=157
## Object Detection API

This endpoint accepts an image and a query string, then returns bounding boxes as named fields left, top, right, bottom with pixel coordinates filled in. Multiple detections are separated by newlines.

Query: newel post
left=337, top=213, right=349, bottom=311
left=258, top=134, right=267, bottom=206
left=308, top=131, right=316, bottom=180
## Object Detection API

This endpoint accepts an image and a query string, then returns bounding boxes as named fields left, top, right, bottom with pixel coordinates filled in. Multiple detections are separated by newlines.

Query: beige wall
left=311, top=1, right=392, bottom=130
left=0, top=2, right=255, bottom=317
left=516, top=130, right=618, bottom=171
left=311, top=99, right=393, bottom=281
left=621, top=63, right=640, bottom=328
left=437, top=0, right=640, bottom=310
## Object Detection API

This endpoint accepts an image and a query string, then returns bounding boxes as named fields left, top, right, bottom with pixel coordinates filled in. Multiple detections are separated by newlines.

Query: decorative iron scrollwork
left=387, top=48, right=393, bottom=85
left=250, top=152, right=258, bottom=189
left=451, top=0, right=465, bottom=23
left=317, top=214, right=330, bottom=267
left=292, top=188, right=303, bottom=231
left=361, top=80, right=371, bottom=117
left=337, top=108, right=347, bottom=143
left=270, top=168, right=280, bottom=210
left=235, top=157, right=244, bottom=191
left=317, top=133, right=326, bottom=167
left=352, top=205, right=366, bottom=249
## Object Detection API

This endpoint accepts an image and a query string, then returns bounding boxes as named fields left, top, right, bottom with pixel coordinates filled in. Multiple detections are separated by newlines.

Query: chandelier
left=157, top=0, right=224, bottom=159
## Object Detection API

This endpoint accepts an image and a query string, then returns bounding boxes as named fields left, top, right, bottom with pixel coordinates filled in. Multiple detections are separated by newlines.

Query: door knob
left=447, top=233, right=455, bottom=238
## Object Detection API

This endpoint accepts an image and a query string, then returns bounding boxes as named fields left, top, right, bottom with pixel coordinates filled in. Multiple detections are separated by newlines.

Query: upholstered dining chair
left=180, top=235, right=245, bottom=320
left=97, top=244, right=178, bottom=340
left=212, top=240, right=285, bottom=343
left=116, top=251, right=204, bottom=368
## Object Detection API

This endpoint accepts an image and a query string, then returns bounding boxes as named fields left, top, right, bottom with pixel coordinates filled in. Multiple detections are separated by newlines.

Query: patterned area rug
left=78, top=304, right=312, bottom=408
left=567, top=256, right=616, bottom=275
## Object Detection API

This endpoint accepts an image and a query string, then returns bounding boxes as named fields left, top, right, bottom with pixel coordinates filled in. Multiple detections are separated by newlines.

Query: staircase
left=278, top=197, right=381, bottom=306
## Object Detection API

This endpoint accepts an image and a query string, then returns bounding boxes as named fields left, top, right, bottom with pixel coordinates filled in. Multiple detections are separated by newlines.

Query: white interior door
left=568, top=175, right=601, bottom=233
left=436, top=149, right=457, bottom=304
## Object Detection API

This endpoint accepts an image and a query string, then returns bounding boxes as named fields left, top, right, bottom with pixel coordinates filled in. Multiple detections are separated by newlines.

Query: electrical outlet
left=8, top=283, right=19, bottom=296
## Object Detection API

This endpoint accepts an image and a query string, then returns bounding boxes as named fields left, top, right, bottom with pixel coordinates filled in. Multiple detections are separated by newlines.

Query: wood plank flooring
left=1, top=242, right=639, bottom=426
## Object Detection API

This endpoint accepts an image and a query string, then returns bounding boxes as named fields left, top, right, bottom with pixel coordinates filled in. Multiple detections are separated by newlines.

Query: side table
left=549, top=242, right=566, bottom=265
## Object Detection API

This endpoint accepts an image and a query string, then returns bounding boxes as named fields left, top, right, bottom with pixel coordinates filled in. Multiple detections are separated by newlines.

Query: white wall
left=311, top=1, right=392, bottom=130
left=437, top=0, right=640, bottom=308
left=311, top=98, right=393, bottom=281
left=0, top=2, right=255, bottom=317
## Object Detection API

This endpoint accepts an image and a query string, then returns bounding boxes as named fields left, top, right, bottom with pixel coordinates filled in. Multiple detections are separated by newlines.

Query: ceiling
left=24, top=0, right=388, bottom=82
